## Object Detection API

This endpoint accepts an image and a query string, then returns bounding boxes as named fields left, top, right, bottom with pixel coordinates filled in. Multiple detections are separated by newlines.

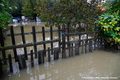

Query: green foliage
left=0, top=0, right=11, bottom=29
left=0, top=0, right=9, bottom=11
left=22, top=0, right=36, bottom=19
left=36, top=0, right=100, bottom=25
left=8, top=0, right=22, bottom=16
left=0, top=11, right=11, bottom=29
left=108, top=0, right=120, bottom=14
left=97, top=12, right=120, bottom=44
left=103, top=0, right=120, bottom=14
left=96, top=0, right=120, bottom=44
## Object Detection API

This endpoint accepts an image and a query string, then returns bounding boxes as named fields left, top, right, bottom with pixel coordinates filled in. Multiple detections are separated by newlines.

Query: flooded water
left=4, top=50, right=120, bottom=80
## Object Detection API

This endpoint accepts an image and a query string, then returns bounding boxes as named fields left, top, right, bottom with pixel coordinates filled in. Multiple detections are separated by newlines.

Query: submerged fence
left=0, top=24, right=103, bottom=74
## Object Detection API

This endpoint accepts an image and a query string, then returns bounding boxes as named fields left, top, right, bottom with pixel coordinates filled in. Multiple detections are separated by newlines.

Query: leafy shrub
left=97, top=12, right=120, bottom=44
left=0, top=0, right=11, bottom=29
left=0, top=11, right=11, bottom=29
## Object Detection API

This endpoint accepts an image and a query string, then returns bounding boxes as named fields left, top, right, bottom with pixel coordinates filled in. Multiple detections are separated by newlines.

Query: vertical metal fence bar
left=20, top=26, right=28, bottom=60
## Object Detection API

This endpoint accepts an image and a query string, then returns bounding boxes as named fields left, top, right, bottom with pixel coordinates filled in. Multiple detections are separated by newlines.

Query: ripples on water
left=5, top=50, right=120, bottom=80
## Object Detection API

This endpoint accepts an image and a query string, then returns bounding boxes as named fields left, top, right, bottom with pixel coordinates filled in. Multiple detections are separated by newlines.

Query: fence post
left=0, top=58, right=3, bottom=76
left=21, top=55, right=26, bottom=69
left=58, top=25, right=61, bottom=53
left=32, top=26, right=37, bottom=58
left=89, top=39, right=93, bottom=52
left=30, top=50, right=34, bottom=67
left=0, top=29, right=6, bottom=64
left=85, top=33, right=88, bottom=53
left=100, top=37, right=103, bottom=49
left=20, top=26, right=28, bottom=60
left=78, top=34, right=81, bottom=54
left=42, top=50, right=45, bottom=63
left=42, top=27, right=46, bottom=56
left=94, top=38, right=96, bottom=50
left=56, top=48, right=59, bottom=60
left=71, top=43, right=74, bottom=57
left=48, top=47, right=51, bottom=62
left=10, top=26, right=18, bottom=61
left=67, top=23, right=70, bottom=57
left=50, top=26, right=53, bottom=55
left=8, top=54, right=13, bottom=73
left=81, top=40, right=84, bottom=54
left=94, top=32, right=98, bottom=50
left=18, top=55, right=26, bottom=70
left=62, top=24, right=66, bottom=58
left=38, top=51, right=42, bottom=64
left=75, top=42, right=79, bottom=55
left=54, top=48, right=59, bottom=60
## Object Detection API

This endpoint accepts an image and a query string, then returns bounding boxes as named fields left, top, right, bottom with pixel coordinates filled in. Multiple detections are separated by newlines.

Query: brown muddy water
left=3, top=23, right=120, bottom=80
left=4, top=50, right=120, bottom=80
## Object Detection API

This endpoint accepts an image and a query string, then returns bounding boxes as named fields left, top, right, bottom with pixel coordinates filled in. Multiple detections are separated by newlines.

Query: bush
left=96, top=0, right=120, bottom=45
left=97, top=12, right=120, bottom=44
left=0, top=11, right=11, bottom=29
